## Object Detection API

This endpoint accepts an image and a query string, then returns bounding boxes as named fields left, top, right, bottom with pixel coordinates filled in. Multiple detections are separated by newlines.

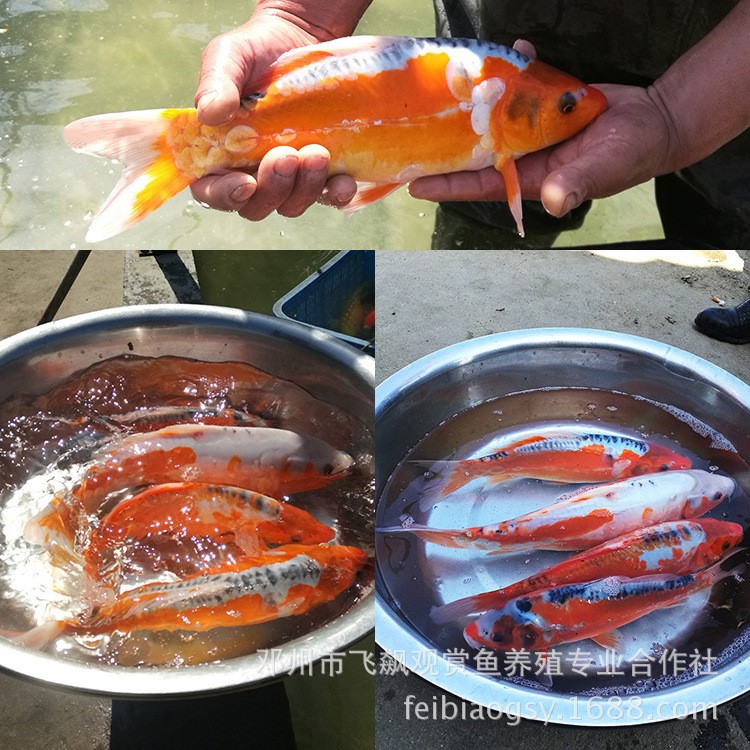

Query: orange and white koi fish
left=64, top=35, right=607, bottom=242
left=85, top=482, right=335, bottom=576
left=13, top=544, right=368, bottom=648
left=379, top=470, right=734, bottom=553
left=25, top=424, right=353, bottom=552
left=463, top=558, right=741, bottom=652
left=431, top=517, right=743, bottom=623
left=426, top=429, right=691, bottom=497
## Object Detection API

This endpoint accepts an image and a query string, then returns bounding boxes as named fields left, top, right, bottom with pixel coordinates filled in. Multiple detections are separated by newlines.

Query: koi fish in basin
left=431, top=517, right=743, bottom=623
left=85, top=482, right=335, bottom=577
left=13, top=543, right=368, bottom=648
left=418, top=428, right=691, bottom=498
left=25, top=424, right=353, bottom=554
left=463, top=558, right=742, bottom=652
left=379, top=470, right=734, bottom=552
left=64, top=35, right=607, bottom=242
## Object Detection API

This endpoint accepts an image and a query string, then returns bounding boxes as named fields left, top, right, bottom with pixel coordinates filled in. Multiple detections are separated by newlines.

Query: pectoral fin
left=590, top=629, right=623, bottom=651
left=496, top=157, right=524, bottom=238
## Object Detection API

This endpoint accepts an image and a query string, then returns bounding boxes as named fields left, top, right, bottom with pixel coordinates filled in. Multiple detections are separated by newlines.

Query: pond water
left=0, top=0, right=662, bottom=250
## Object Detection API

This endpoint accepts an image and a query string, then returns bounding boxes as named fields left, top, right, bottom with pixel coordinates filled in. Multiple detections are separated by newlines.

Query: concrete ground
left=375, top=250, right=750, bottom=749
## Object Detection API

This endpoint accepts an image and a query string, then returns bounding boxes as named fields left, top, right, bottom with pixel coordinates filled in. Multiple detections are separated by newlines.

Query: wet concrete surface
left=375, top=249, right=750, bottom=749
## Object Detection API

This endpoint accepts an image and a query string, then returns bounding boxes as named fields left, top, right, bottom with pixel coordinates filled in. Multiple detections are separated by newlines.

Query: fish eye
left=490, top=630, right=506, bottom=643
left=723, top=541, right=730, bottom=550
left=516, top=598, right=532, bottom=613
left=322, top=463, right=334, bottom=475
left=659, top=464, right=670, bottom=472
left=714, top=491, right=724, bottom=500
left=558, top=92, right=577, bottom=114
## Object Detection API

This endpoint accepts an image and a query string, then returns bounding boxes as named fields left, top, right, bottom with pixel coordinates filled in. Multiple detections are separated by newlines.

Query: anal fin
left=339, top=182, right=404, bottom=216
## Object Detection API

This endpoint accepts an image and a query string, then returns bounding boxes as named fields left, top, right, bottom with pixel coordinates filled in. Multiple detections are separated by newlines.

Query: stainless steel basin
left=0, top=304, right=374, bottom=697
left=375, top=328, right=750, bottom=725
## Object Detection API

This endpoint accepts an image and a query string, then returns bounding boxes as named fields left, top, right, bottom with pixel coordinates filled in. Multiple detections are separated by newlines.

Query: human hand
left=408, top=42, right=677, bottom=218
left=191, top=10, right=357, bottom=219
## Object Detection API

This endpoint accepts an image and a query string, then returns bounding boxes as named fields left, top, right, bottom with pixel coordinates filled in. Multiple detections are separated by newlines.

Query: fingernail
left=561, top=193, right=579, bottom=215
left=304, top=154, right=328, bottom=172
left=231, top=183, right=255, bottom=203
left=197, top=90, right=217, bottom=112
left=274, top=156, right=298, bottom=177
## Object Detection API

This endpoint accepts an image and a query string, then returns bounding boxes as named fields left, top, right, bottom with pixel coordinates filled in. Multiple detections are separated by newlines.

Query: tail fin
left=406, top=458, right=510, bottom=499
left=7, top=621, right=67, bottom=650
left=64, top=110, right=193, bottom=243
left=431, top=590, right=511, bottom=624
left=376, top=524, right=466, bottom=548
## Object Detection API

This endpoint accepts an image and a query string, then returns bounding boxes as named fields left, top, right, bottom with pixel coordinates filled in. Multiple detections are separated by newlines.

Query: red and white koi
left=85, top=482, right=335, bottom=577
left=13, top=543, right=368, bottom=648
left=431, top=517, right=743, bottom=623
left=379, top=470, right=734, bottom=552
left=463, top=559, right=741, bottom=652
left=64, top=36, right=607, bottom=242
left=25, top=424, right=353, bottom=552
left=426, top=429, right=692, bottom=497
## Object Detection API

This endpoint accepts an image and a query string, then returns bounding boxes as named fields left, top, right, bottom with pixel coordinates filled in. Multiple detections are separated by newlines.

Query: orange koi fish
left=86, top=482, right=335, bottom=576
left=64, top=35, right=607, bottom=242
left=431, top=518, right=743, bottom=623
left=463, top=559, right=740, bottom=652
left=25, top=424, right=353, bottom=552
left=428, top=429, right=691, bottom=497
left=13, top=544, right=368, bottom=648
left=379, top=470, right=734, bottom=552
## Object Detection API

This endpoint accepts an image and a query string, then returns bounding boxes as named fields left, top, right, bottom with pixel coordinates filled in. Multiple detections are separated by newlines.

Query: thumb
left=195, top=34, right=250, bottom=125
left=540, top=144, right=637, bottom=217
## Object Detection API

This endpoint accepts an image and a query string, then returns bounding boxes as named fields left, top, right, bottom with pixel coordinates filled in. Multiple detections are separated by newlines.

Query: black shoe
left=694, top=299, right=750, bottom=344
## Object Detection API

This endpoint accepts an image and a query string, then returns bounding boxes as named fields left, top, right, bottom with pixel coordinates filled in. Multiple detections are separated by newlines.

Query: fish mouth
left=585, top=85, right=608, bottom=116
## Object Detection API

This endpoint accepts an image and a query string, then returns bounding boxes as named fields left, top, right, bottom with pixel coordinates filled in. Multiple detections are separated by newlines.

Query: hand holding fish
left=412, top=0, right=750, bottom=219
left=409, top=44, right=674, bottom=217
left=190, top=1, right=364, bottom=219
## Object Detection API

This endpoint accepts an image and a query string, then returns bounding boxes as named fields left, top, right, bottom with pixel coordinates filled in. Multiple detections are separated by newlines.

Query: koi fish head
left=464, top=602, right=544, bottom=652
left=624, top=444, right=692, bottom=477
left=683, top=472, right=736, bottom=516
left=691, top=518, right=744, bottom=565
left=489, top=60, right=606, bottom=154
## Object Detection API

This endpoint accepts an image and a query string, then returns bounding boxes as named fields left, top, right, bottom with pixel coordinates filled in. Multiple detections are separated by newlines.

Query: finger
left=276, top=145, right=331, bottom=218
left=320, top=174, right=358, bottom=208
left=408, top=168, right=507, bottom=202
left=191, top=172, right=257, bottom=212
left=540, top=146, right=633, bottom=216
left=513, top=39, right=537, bottom=60
left=196, top=33, right=250, bottom=126
left=238, top=147, right=300, bottom=221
